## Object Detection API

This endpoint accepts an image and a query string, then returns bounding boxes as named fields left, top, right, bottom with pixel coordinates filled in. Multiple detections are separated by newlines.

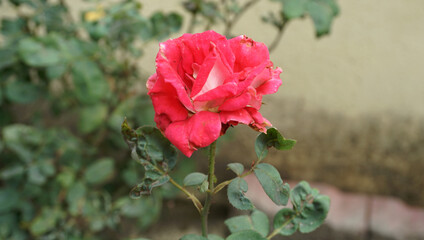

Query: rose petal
left=147, top=73, right=157, bottom=91
left=255, top=67, right=283, bottom=95
left=193, top=82, right=237, bottom=102
left=181, top=30, right=234, bottom=68
left=220, top=109, right=252, bottom=125
left=245, top=107, right=271, bottom=132
left=164, top=111, right=221, bottom=157
left=150, top=93, right=188, bottom=128
left=156, top=51, right=194, bottom=112
left=188, top=111, right=221, bottom=151
left=191, top=44, right=233, bottom=98
left=218, top=92, right=251, bottom=111
left=229, top=35, right=270, bottom=72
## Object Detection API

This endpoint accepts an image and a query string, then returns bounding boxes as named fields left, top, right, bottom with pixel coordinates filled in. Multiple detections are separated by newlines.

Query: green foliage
left=184, top=172, right=208, bottom=187
left=226, top=230, right=267, bottom=240
left=0, top=0, right=185, bottom=239
left=255, top=128, right=296, bottom=160
left=272, top=181, right=330, bottom=236
left=121, top=121, right=177, bottom=198
left=254, top=163, right=290, bottom=206
left=227, top=163, right=244, bottom=176
left=227, top=177, right=254, bottom=210
left=1, top=0, right=336, bottom=238
left=270, top=0, right=340, bottom=36
left=208, top=234, right=224, bottom=240
left=225, top=210, right=269, bottom=237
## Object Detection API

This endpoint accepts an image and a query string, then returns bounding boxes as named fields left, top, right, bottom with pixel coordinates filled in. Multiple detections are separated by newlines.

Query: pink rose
left=147, top=30, right=282, bottom=157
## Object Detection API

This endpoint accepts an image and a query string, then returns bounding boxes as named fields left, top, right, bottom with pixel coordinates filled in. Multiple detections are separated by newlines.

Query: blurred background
left=1, top=0, right=423, bottom=239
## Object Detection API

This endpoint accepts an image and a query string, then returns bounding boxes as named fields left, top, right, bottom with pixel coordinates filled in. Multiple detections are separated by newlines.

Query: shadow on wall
left=217, top=96, right=424, bottom=207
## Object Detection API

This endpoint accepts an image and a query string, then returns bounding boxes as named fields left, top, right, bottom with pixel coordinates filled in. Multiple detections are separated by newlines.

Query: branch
left=268, top=20, right=288, bottom=53
left=224, top=0, right=261, bottom=36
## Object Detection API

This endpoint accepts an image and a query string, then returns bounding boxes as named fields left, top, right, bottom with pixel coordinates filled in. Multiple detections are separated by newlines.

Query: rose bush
left=147, top=30, right=282, bottom=157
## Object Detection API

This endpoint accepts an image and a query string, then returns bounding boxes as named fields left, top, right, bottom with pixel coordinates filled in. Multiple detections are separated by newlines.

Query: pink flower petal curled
left=229, top=35, right=270, bottom=72
left=218, top=92, right=251, bottom=112
left=220, top=109, right=252, bottom=125
left=165, top=111, right=221, bottom=157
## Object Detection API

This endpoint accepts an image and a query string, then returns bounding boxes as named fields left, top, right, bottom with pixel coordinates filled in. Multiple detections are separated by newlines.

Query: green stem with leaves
left=201, top=140, right=217, bottom=237
left=266, top=214, right=296, bottom=239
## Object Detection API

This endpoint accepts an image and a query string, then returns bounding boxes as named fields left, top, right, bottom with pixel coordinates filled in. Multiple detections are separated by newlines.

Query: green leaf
left=130, top=175, right=170, bottom=198
left=71, top=60, right=109, bottom=104
left=167, top=13, right=183, bottom=32
left=18, top=38, right=61, bottom=67
left=57, top=169, right=75, bottom=188
left=251, top=210, right=270, bottom=237
left=117, top=194, right=162, bottom=229
left=46, top=64, right=67, bottom=80
left=29, top=207, right=61, bottom=236
left=0, top=188, right=19, bottom=213
left=306, top=0, right=338, bottom=37
left=184, top=172, right=207, bottom=186
left=208, top=234, right=224, bottom=240
left=180, top=234, right=208, bottom=240
left=227, top=177, right=254, bottom=210
left=150, top=12, right=183, bottom=40
left=134, top=125, right=177, bottom=171
left=2, top=124, right=43, bottom=163
left=66, top=181, right=86, bottom=215
left=276, top=0, right=339, bottom=37
left=225, top=215, right=253, bottom=233
left=226, top=230, right=267, bottom=240
left=281, top=0, right=308, bottom=19
left=1, top=18, right=26, bottom=39
left=78, top=104, right=108, bottom=134
left=254, top=163, right=290, bottom=206
left=227, top=163, right=244, bottom=176
left=225, top=210, right=269, bottom=237
left=298, top=195, right=330, bottom=233
left=255, top=128, right=296, bottom=160
left=84, top=158, right=114, bottom=184
left=273, top=208, right=298, bottom=236
left=290, top=181, right=330, bottom=233
left=0, top=48, right=18, bottom=70
left=0, top=165, right=25, bottom=179
left=291, top=181, right=312, bottom=209
left=28, top=164, right=47, bottom=185
left=4, top=80, right=41, bottom=104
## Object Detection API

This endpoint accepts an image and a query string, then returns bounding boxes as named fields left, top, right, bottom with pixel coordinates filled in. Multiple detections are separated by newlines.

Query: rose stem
left=201, top=140, right=217, bottom=237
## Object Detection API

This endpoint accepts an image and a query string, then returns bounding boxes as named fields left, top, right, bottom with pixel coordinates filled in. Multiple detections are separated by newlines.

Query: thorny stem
left=201, top=140, right=217, bottom=237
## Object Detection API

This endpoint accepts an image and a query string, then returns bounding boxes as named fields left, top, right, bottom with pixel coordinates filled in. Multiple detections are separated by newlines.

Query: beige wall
left=2, top=0, right=423, bottom=117
left=138, top=0, right=424, bottom=118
